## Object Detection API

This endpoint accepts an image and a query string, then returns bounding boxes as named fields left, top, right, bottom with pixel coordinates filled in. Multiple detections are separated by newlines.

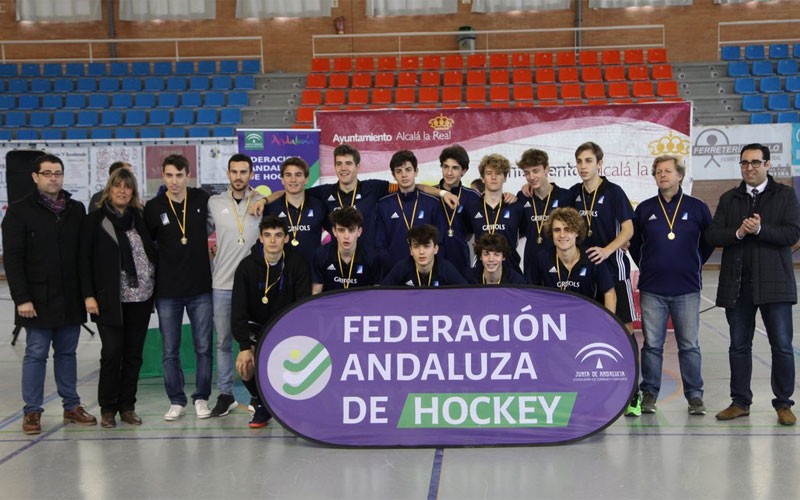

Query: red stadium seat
left=395, top=88, right=415, bottom=104
left=558, top=67, right=579, bottom=83
left=490, top=53, right=510, bottom=68
left=301, top=90, right=322, bottom=106
left=489, top=85, right=510, bottom=102
left=632, top=81, right=654, bottom=98
left=467, top=69, right=486, bottom=85
left=581, top=67, right=602, bottom=82
left=647, top=48, right=668, bottom=64
left=556, top=51, right=576, bottom=66
left=332, top=58, right=352, bottom=72
left=442, top=86, right=463, bottom=103
left=537, top=84, right=557, bottom=101
left=419, top=87, right=439, bottom=104
left=513, top=84, right=534, bottom=102
left=355, top=57, right=374, bottom=71
left=296, top=107, right=314, bottom=124
left=371, top=88, right=392, bottom=106
left=601, top=50, right=622, bottom=65
left=324, top=89, right=345, bottom=105
left=628, top=65, right=649, bottom=81
left=511, top=53, right=531, bottom=67
left=397, top=72, right=417, bottom=87
left=535, top=68, right=555, bottom=84
left=467, top=86, right=487, bottom=102
left=442, top=70, right=463, bottom=86
left=489, top=69, right=509, bottom=85
left=652, top=64, right=674, bottom=80
left=561, top=83, right=582, bottom=101
left=400, top=56, right=419, bottom=70
left=624, top=49, right=644, bottom=65
left=377, top=57, right=397, bottom=71
left=656, top=80, right=680, bottom=97
left=604, top=66, right=626, bottom=82
left=374, top=72, right=395, bottom=87
left=512, top=68, right=532, bottom=84
left=578, top=51, right=599, bottom=65
left=608, top=82, right=630, bottom=99
left=467, top=54, right=487, bottom=68
left=420, top=71, right=440, bottom=86
left=328, top=74, right=349, bottom=88
left=306, top=74, right=326, bottom=89
left=348, top=89, right=369, bottom=105
left=422, top=55, right=442, bottom=70
left=444, top=54, right=464, bottom=69
left=311, top=58, right=330, bottom=72
left=352, top=73, right=372, bottom=88
left=534, top=52, right=553, bottom=67
left=584, top=83, right=606, bottom=99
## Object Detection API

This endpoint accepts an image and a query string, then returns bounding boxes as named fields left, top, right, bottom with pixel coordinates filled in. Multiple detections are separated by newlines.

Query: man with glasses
left=3, top=154, right=97, bottom=434
left=707, top=143, right=800, bottom=426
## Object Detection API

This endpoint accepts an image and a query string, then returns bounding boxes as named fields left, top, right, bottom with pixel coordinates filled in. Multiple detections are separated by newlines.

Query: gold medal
left=587, top=230, right=592, bottom=238
left=537, top=237, right=543, bottom=244
left=291, top=239, right=300, bottom=247
left=180, top=237, right=188, bottom=245
left=237, top=236, right=245, bottom=245
left=261, top=296, right=269, bottom=304
left=667, top=232, right=675, bottom=240
left=658, top=192, right=684, bottom=245
left=447, top=229, right=454, bottom=237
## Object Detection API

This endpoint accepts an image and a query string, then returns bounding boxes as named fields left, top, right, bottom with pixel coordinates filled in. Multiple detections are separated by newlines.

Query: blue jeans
left=725, top=284, right=795, bottom=409
left=22, top=325, right=82, bottom=414
left=639, top=291, right=704, bottom=401
left=155, top=293, right=213, bottom=406
left=212, top=289, right=234, bottom=396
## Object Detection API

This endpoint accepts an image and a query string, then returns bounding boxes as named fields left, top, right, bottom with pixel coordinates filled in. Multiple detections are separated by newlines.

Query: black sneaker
left=688, top=397, right=707, bottom=416
left=641, top=392, right=657, bottom=413
left=249, top=404, right=272, bottom=428
left=210, top=394, right=238, bottom=417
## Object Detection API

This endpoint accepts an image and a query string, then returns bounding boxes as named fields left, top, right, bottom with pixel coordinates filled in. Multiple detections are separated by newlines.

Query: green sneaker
left=624, top=393, right=641, bottom=417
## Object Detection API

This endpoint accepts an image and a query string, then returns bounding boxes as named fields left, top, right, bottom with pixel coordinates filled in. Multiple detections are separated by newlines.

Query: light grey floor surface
left=0, top=271, right=797, bottom=500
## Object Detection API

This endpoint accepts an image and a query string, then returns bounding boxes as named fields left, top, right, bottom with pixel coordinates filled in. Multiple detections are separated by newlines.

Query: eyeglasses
left=36, top=170, right=64, bottom=178
left=739, top=160, right=766, bottom=169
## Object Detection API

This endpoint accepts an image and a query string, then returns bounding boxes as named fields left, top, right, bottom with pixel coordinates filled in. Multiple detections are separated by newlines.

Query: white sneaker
left=164, top=404, right=186, bottom=421
left=194, top=399, right=212, bottom=419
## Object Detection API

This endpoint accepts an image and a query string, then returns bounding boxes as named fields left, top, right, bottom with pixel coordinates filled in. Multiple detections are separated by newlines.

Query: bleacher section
left=722, top=43, right=800, bottom=124
left=294, top=49, right=682, bottom=128
left=0, top=59, right=261, bottom=140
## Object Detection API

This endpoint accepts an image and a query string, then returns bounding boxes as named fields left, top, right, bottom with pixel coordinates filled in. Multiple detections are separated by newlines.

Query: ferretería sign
left=257, top=286, right=637, bottom=447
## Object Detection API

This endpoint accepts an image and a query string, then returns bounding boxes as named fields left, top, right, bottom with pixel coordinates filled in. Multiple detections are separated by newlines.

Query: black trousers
left=97, top=299, right=153, bottom=413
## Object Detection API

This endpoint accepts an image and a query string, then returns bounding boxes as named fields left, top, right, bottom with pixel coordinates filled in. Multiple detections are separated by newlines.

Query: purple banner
left=237, top=128, right=320, bottom=197
left=257, top=287, right=636, bottom=447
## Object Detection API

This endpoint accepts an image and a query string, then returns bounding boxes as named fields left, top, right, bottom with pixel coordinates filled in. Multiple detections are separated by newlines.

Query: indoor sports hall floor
left=0, top=270, right=797, bottom=500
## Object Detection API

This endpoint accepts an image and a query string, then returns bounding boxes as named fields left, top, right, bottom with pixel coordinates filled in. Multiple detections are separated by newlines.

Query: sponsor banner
left=792, top=124, right=800, bottom=174
left=47, top=147, right=91, bottom=205
left=198, top=143, right=239, bottom=194
left=257, top=287, right=636, bottom=447
left=693, top=124, right=793, bottom=180
left=316, top=103, right=691, bottom=204
left=88, top=146, right=144, bottom=198
left=237, top=129, right=321, bottom=197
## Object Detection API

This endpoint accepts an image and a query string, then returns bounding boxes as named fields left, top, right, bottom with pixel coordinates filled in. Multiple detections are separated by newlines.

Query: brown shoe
left=63, top=406, right=97, bottom=426
left=119, top=410, right=142, bottom=426
left=100, top=411, right=116, bottom=428
left=23, top=412, right=42, bottom=435
left=716, top=404, right=750, bottom=420
left=777, top=407, right=796, bottom=426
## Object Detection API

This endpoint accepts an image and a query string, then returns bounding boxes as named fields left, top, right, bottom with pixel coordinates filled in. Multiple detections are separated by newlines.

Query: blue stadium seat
left=101, top=110, right=123, bottom=126
left=776, top=111, right=799, bottom=123
left=234, top=75, right=255, bottom=90
left=741, top=94, right=765, bottom=112
left=197, top=61, right=216, bottom=75
left=219, top=108, right=242, bottom=125
left=133, top=93, right=156, bottom=108
left=0, top=80, right=4, bottom=92
left=759, top=76, right=781, bottom=93
left=87, top=63, right=107, bottom=76
left=65, top=129, right=88, bottom=140
left=110, top=62, right=128, bottom=76
left=149, top=109, right=170, bottom=126
left=90, top=128, right=113, bottom=139
left=88, top=94, right=110, bottom=109
left=144, top=77, right=165, bottom=91
left=29, top=112, right=52, bottom=127
left=227, top=91, right=248, bottom=107
left=17, top=95, right=40, bottom=110
left=744, top=45, right=765, bottom=60
left=8, top=79, right=28, bottom=93
left=189, top=76, right=209, bottom=90
left=0, top=95, right=15, bottom=110
left=786, top=76, right=800, bottom=93
left=750, top=113, right=771, bottom=124
left=776, top=59, right=798, bottom=76
left=164, top=127, right=186, bottom=138
left=181, top=92, right=202, bottom=107
left=768, top=93, right=791, bottom=111
left=769, top=44, right=790, bottom=59
left=124, top=109, right=146, bottom=126
left=204, top=92, right=225, bottom=107
left=17, top=129, right=39, bottom=141
left=131, top=62, right=150, bottom=76
left=139, top=127, right=161, bottom=139
left=111, top=94, right=133, bottom=109
left=65, top=63, right=85, bottom=76
left=42, top=95, right=64, bottom=109
left=157, top=93, right=179, bottom=108
left=53, top=79, right=74, bottom=93
left=721, top=46, right=741, bottom=61
left=212, top=76, right=232, bottom=90
left=153, top=62, right=172, bottom=76
left=30, top=79, right=51, bottom=93
left=172, top=109, right=194, bottom=126
left=21, top=63, right=40, bottom=77
left=76, top=111, right=99, bottom=127
left=195, top=109, right=218, bottom=125
left=242, top=59, right=261, bottom=74
left=733, top=77, right=756, bottom=94
left=76, top=78, right=98, bottom=92
left=0, top=63, right=17, bottom=77
left=43, top=63, right=63, bottom=77
left=727, top=61, right=749, bottom=78
left=53, top=111, right=75, bottom=127
left=122, top=77, right=142, bottom=92
left=751, top=60, right=773, bottom=76
left=0, top=130, right=12, bottom=141
left=5, top=111, right=27, bottom=127
left=188, top=126, right=211, bottom=138
left=175, top=61, right=195, bottom=75
left=41, top=129, right=63, bottom=141
left=115, top=128, right=137, bottom=139
left=213, top=127, right=235, bottom=137
left=219, top=60, right=238, bottom=74
left=64, top=94, right=87, bottom=109
left=167, top=76, right=187, bottom=91
left=795, top=43, right=800, bottom=58
left=99, top=78, right=120, bottom=92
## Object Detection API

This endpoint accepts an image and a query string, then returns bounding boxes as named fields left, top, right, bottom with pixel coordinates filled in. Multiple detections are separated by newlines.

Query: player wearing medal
left=529, top=207, right=616, bottom=311
left=144, top=154, right=214, bottom=421
left=381, top=224, right=467, bottom=287
left=312, top=207, right=380, bottom=293
left=435, top=145, right=481, bottom=272
left=375, top=150, right=447, bottom=276
left=231, top=215, right=311, bottom=428
left=264, top=157, right=327, bottom=266
left=466, top=233, right=526, bottom=285
left=516, top=149, right=573, bottom=281
left=206, top=153, right=264, bottom=418
left=629, top=155, right=713, bottom=416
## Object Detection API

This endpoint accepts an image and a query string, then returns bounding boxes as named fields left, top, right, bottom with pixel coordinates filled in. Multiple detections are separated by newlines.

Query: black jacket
left=79, top=206, right=156, bottom=326
left=705, top=175, right=800, bottom=307
left=2, top=190, right=86, bottom=328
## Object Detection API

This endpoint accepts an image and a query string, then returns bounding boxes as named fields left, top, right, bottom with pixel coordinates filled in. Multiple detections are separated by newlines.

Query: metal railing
left=717, top=19, right=800, bottom=56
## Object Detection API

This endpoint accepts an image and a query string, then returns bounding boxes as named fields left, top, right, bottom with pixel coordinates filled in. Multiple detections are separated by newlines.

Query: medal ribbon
left=285, top=196, right=304, bottom=243
left=581, top=178, right=603, bottom=236
left=337, top=248, right=356, bottom=289
left=262, top=252, right=285, bottom=302
left=336, top=182, right=358, bottom=209
left=398, top=192, right=419, bottom=231
left=230, top=189, right=252, bottom=241
left=441, top=187, right=461, bottom=235
left=656, top=191, right=684, bottom=238
left=166, top=193, right=188, bottom=243
left=556, top=252, right=578, bottom=291
left=532, top=187, right=552, bottom=242
left=482, top=197, right=503, bottom=235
